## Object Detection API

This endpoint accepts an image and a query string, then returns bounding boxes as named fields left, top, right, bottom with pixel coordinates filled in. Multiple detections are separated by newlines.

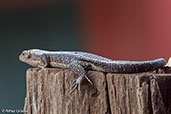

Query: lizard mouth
left=19, top=52, right=41, bottom=67
left=19, top=55, right=39, bottom=67
left=19, top=54, right=24, bottom=62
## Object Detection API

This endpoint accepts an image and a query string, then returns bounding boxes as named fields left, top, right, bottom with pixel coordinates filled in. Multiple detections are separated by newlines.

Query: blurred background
left=0, top=0, right=171, bottom=111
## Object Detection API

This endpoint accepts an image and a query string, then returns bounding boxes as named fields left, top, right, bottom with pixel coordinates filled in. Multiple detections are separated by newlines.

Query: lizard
left=19, top=49, right=166, bottom=95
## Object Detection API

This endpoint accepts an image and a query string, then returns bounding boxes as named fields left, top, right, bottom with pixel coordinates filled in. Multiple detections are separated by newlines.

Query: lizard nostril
left=27, top=54, right=31, bottom=58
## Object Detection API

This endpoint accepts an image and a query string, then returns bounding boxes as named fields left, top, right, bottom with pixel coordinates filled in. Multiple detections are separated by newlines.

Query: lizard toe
left=84, top=75, right=93, bottom=85
left=70, top=83, right=78, bottom=95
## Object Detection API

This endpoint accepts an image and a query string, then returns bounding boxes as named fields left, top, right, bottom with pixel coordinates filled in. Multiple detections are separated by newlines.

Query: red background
left=83, top=0, right=171, bottom=60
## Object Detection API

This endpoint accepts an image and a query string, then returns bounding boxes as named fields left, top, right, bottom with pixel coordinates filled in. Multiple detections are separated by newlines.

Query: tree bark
left=24, top=68, right=171, bottom=114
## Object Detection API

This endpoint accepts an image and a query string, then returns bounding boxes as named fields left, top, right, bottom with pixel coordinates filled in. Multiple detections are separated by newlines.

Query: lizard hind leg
left=69, top=61, right=93, bottom=85
left=69, top=61, right=93, bottom=96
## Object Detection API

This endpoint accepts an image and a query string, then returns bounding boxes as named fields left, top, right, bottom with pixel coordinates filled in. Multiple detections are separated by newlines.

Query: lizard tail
left=111, top=58, right=166, bottom=73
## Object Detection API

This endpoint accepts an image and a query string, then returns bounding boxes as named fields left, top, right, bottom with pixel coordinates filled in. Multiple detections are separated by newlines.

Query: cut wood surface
left=24, top=68, right=171, bottom=114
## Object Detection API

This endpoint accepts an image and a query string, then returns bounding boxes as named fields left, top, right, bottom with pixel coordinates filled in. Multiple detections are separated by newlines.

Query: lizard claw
left=72, top=79, right=77, bottom=84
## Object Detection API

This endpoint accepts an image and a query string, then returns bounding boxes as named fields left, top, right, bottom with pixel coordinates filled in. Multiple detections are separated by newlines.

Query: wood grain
left=24, top=68, right=171, bottom=114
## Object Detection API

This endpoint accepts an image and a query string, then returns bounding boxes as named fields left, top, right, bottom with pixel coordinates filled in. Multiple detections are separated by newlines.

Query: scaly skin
left=19, top=49, right=166, bottom=95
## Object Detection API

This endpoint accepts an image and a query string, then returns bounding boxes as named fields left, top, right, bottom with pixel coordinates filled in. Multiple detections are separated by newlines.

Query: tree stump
left=24, top=68, right=171, bottom=114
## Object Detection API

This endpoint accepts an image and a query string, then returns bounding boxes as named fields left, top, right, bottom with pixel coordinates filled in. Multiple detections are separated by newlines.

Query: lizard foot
left=70, top=76, right=83, bottom=96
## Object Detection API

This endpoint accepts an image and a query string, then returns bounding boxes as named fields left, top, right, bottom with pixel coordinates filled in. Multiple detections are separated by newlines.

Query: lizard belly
left=91, top=64, right=107, bottom=72
left=50, top=62, right=70, bottom=68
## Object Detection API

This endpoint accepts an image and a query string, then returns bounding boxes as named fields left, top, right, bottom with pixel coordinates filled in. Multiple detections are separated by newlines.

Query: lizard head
left=19, top=49, right=44, bottom=67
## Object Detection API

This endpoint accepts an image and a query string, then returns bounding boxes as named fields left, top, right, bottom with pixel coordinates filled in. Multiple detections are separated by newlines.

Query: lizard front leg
left=38, top=54, right=49, bottom=68
left=69, top=61, right=93, bottom=96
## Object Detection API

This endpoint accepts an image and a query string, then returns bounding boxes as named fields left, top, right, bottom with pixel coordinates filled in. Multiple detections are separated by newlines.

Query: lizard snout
left=19, top=51, right=30, bottom=61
